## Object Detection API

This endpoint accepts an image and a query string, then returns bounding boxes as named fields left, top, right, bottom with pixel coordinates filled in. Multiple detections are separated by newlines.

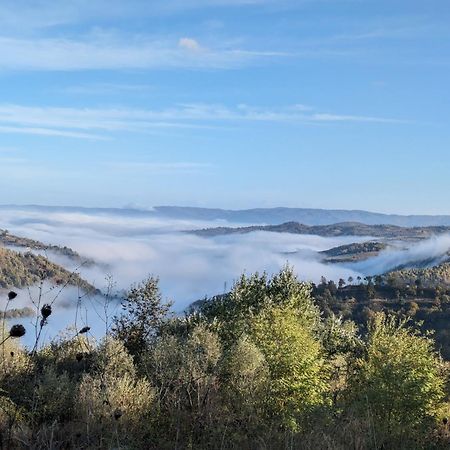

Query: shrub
left=75, top=338, right=154, bottom=447
left=143, top=325, right=223, bottom=447
left=220, top=336, right=269, bottom=443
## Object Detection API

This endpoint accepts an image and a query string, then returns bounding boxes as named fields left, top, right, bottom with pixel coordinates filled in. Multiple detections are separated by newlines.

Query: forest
left=313, top=266, right=450, bottom=359
left=0, top=267, right=449, bottom=449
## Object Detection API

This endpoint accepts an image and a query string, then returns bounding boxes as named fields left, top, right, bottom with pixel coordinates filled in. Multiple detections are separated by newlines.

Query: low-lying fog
left=1, top=206, right=450, bottom=347
left=0, top=207, right=369, bottom=304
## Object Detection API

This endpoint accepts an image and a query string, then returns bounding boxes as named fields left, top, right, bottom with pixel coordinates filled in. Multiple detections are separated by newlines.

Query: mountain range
left=4, top=204, right=450, bottom=227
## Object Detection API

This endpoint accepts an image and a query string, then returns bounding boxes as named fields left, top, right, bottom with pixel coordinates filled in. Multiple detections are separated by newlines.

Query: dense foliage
left=0, top=268, right=449, bottom=449
left=314, top=270, right=450, bottom=358
left=0, top=229, right=94, bottom=265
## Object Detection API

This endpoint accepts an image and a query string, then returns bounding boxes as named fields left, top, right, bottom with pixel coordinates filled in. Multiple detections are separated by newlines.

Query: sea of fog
left=2, top=206, right=450, bottom=347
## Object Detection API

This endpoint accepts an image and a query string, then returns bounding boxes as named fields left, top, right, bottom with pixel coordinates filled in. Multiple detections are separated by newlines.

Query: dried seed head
left=10, top=351, right=14, bottom=357
left=41, top=304, right=52, bottom=319
left=7, top=291, right=17, bottom=301
left=9, top=324, right=26, bottom=338
left=76, top=352, right=84, bottom=362
left=79, top=326, right=90, bottom=334
left=113, top=409, right=123, bottom=420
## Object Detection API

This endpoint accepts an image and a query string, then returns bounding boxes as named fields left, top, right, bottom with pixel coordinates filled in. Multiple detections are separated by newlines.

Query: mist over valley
left=3, top=204, right=450, bottom=347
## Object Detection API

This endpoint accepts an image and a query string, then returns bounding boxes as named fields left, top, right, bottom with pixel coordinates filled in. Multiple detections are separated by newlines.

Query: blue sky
left=1, top=0, right=450, bottom=214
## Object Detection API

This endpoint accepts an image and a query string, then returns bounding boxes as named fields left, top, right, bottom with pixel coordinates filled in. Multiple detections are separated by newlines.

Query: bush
left=142, top=325, right=223, bottom=447
left=220, top=336, right=269, bottom=443
left=76, top=338, right=154, bottom=447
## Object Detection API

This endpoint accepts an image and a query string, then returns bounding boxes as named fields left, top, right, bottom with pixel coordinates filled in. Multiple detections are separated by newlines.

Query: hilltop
left=0, top=229, right=94, bottom=265
left=188, top=221, right=450, bottom=240
left=320, top=241, right=389, bottom=263
left=0, top=247, right=98, bottom=293
left=387, top=262, right=450, bottom=288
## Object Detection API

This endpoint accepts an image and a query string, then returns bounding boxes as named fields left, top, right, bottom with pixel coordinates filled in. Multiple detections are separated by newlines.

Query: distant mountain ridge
left=154, top=206, right=450, bottom=226
left=4, top=204, right=450, bottom=227
left=188, top=221, right=450, bottom=240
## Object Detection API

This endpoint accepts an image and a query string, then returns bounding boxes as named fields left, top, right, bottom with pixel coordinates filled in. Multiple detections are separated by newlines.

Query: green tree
left=249, top=301, right=329, bottom=430
left=199, top=266, right=320, bottom=346
left=349, top=313, right=445, bottom=446
left=113, top=276, right=172, bottom=358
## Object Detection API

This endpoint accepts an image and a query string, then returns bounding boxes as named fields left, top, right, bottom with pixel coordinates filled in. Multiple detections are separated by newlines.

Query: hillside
left=320, top=241, right=389, bottom=263
left=0, top=247, right=98, bottom=293
left=386, top=262, right=450, bottom=288
left=0, top=229, right=94, bottom=265
left=189, top=221, right=450, bottom=239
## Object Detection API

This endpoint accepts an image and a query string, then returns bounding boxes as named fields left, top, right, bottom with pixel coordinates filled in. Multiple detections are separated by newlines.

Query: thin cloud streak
left=105, top=161, right=214, bottom=174
left=0, top=125, right=109, bottom=140
left=0, top=0, right=297, bottom=31
left=0, top=103, right=405, bottom=140
left=0, top=35, right=288, bottom=71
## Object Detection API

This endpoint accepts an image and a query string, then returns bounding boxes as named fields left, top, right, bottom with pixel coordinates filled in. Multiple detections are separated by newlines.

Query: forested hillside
left=313, top=264, right=450, bottom=358
left=0, top=247, right=97, bottom=293
left=320, top=241, right=389, bottom=263
left=189, top=221, right=450, bottom=239
left=0, top=229, right=94, bottom=265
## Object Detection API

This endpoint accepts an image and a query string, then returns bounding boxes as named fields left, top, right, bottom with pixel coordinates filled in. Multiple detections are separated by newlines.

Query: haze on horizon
left=0, top=1, right=450, bottom=215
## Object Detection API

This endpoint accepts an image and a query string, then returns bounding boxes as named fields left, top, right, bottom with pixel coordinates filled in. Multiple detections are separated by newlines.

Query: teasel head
left=113, top=409, right=123, bottom=420
left=9, top=324, right=26, bottom=338
left=41, top=304, right=52, bottom=319
left=7, top=291, right=17, bottom=301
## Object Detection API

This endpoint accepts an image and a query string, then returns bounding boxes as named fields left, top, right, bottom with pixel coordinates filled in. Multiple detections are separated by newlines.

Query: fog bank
left=3, top=206, right=450, bottom=347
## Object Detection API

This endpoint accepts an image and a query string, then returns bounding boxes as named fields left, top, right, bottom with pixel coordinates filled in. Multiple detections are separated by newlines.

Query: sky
left=1, top=0, right=450, bottom=214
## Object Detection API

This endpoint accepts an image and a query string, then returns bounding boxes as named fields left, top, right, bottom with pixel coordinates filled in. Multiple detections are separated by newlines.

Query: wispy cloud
left=0, top=103, right=406, bottom=140
left=0, top=35, right=288, bottom=71
left=61, top=83, right=155, bottom=96
left=0, top=0, right=293, bottom=31
left=105, top=161, right=213, bottom=174
left=311, top=113, right=404, bottom=124
left=178, top=37, right=203, bottom=52
left=0, top=125, right=109, bottom=140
